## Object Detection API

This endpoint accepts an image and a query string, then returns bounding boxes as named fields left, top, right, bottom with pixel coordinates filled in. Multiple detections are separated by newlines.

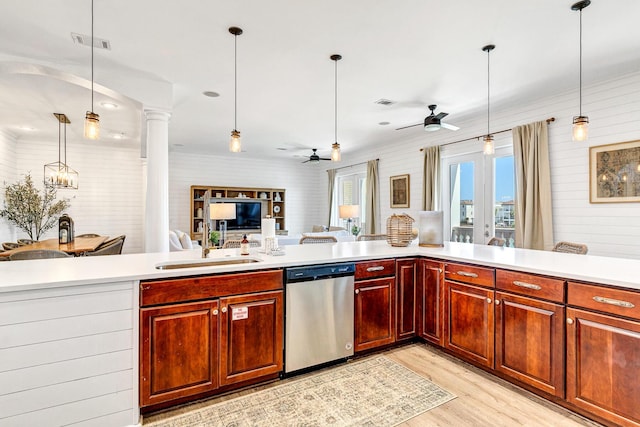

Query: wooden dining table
left=0, top=236, right=109, bottom=257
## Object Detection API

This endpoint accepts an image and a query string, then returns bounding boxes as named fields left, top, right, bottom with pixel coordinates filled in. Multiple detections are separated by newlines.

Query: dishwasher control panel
left=285, top=263, right=355, bottom=282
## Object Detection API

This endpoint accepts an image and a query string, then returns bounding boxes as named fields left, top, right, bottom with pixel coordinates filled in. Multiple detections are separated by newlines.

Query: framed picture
left=390, top=174, right=410, bottom=208
left=589, top=139, right=640, bottom=203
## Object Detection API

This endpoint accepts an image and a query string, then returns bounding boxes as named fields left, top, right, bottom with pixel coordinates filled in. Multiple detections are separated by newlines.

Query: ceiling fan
left=395, top=104, right=460, bottom=132
left=301, top=149, right=331, bottom=163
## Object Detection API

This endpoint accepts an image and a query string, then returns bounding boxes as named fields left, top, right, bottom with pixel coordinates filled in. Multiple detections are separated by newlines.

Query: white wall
left=331, top=70, right=640, bottom=259
left=169, top=152, right=326, bottom=236
left=0, top=131, right=17, bottom=243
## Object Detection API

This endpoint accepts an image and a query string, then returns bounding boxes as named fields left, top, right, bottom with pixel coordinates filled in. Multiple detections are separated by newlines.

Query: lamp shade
left=210, top=203, right=236, bottom=220
left=339, top=204, right=360, bottom=219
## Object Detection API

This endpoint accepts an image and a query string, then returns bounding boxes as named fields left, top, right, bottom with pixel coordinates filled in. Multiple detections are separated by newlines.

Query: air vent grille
left=71, top=32, right=111, bottom=50
left=374, top=98, right=395, bottom=106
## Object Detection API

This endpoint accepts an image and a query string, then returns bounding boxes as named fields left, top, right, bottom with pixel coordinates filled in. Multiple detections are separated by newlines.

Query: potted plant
left=209, top=230, right=220, bottom=247
left=0, top=173, right=70, bottom=240
left=351, top=224, right=361, bottom=236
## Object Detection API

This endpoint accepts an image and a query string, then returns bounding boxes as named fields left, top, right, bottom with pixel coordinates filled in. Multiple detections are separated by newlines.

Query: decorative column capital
left=144, top=109, right=171, bottom=122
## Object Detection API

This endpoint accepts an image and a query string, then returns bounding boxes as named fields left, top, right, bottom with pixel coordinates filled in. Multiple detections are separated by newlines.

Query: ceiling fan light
left=229, top=129, right=241, bottom=152
left=424, top=123, right=441, bottom=132
left=84, top=111, right=100, bottom=140
left=483, top=135, right=495, bottom=155
left=572, top=115, right=589, bottom=141
left=331, top=142, right=341, bottom=162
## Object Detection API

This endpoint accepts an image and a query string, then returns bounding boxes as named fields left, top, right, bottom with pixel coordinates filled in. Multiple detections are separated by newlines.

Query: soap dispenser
left=240, top=234, right=250, bottom=255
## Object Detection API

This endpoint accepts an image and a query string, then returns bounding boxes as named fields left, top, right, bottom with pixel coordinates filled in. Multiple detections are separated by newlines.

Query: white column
left=144, top=110, right=171, bottom=253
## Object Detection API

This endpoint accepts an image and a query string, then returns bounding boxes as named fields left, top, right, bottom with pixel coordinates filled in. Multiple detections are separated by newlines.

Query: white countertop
left=1, top=241, right=638, bottom=293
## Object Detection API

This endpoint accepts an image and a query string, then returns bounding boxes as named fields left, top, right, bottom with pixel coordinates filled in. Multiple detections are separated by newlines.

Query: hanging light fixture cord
left=234, top=31, right=238, bottom=131
left=334, top=57, right=338, bottom=143
left=91, top=0, right=94, bottom=113
left=58, top=117, right=62, bottom=166
left=486, top=47, right=490, bottom=136
left=578, top=5, right=583, bottom=117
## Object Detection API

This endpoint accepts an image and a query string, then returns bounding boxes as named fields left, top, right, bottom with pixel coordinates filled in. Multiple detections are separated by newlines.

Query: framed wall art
left=589, top=139, right=640, bottom=203
left=390, top=174, right=410, bottom=208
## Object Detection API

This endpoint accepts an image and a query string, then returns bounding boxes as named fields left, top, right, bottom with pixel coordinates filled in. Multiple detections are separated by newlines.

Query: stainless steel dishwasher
left=285, top=263, right=355, bottom=373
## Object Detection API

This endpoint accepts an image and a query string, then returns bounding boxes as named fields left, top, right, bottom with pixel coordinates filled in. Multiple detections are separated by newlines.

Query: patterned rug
left=144, top=356, right=456, bottom=427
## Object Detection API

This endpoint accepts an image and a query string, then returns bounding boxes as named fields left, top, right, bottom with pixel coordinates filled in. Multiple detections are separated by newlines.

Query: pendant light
left=229, top=27, right=243, bottom=152
left=84, top=0, right=99, bottom=140
left=330, top=54, right=342, bottom=162
left=45, top=113, right=79, bottom=189
left=482, top=44, right=495, bottom=156
left=572, top=0, right=591, bottom=141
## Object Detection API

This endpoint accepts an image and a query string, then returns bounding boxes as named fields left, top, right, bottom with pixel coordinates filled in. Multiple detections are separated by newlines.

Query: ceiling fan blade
left=319, top=157, right=331, bottom=161
left=435, top=112, right=448, bottom=120
left=395, top=122, right=422, bottom=130
left=441, top=122, right=460, bottom=131
left=301, top=159, right=310, bottom=163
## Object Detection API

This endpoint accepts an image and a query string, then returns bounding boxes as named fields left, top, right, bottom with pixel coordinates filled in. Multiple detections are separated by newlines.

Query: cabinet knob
left=567, top=318, right=574, bottom=325
left=495, top=300, right=500, bottom=305
left=213, top=309, right=219, bottom=315
left=487, top=298, right=492, bottom=304
left=221, top=307, right=227, bottom=313
left=355, top=289, right=360, bottom=295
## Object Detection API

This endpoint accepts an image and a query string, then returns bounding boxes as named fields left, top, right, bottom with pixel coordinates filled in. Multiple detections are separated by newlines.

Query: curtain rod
left=329, top=158, right=379, bottom=171
left=419, top=117, right=555, bottom=151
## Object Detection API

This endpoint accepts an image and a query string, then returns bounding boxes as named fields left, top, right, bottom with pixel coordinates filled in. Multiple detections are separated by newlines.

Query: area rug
left=145, top=356, right=456, bottom=427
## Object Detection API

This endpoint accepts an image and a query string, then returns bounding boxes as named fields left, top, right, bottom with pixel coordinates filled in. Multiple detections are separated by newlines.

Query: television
left=215, top=201, right=262, bottom=231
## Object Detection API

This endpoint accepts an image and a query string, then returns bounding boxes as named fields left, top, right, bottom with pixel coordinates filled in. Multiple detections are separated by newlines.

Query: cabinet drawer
left=496, top=270, right=564, bottom=303
left=356, top=259, right=395, bottom=280
left=568, top=282, right=640, bottom=320
left=444, top=262, right=494, bottom=288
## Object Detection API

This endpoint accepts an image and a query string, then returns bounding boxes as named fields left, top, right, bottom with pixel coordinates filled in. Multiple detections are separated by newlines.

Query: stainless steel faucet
left=202, top=190, right=211, bottom=258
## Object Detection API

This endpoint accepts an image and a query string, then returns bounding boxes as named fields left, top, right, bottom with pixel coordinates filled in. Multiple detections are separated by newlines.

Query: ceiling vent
left=71, top=32, right=111, bottom=50
left=374, top=98, right=395, bottom=106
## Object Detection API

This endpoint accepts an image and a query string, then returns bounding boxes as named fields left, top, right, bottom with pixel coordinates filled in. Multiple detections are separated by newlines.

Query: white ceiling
left=1, top=0, right=640, bottom=161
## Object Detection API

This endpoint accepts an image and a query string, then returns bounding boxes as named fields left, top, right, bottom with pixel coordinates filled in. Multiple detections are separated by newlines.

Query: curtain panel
left=512, top=121, right=554, bottom=250
left=422, top=146, right=440, bottom=211
left=327, top=168, right=337, bottom=227
left=365, top=160, right=380, bottom=234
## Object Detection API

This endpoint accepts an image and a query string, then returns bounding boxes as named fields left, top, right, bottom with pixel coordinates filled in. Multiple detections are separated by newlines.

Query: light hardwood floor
left=144, top=343, right=602, bottom=426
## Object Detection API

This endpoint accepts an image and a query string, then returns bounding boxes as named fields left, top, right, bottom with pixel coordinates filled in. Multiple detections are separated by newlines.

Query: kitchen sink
left=155, top=257, right=262, bottom=270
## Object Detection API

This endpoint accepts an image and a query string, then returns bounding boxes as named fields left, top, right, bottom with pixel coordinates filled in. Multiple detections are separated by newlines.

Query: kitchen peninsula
left=1, top=241, right=639, bottom=427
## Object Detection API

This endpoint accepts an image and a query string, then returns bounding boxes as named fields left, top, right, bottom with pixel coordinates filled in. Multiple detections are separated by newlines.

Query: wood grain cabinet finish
left=219, top=291, right=283, bottom=386
left=140, top=300, right=219, bottom=406
left=396, top=258, right=418, bottom=341
left=495, top=291, right=565, bottom=397
left=418, top=259, right=444, bottom=346
left=354, top=276, right=396, bottom=352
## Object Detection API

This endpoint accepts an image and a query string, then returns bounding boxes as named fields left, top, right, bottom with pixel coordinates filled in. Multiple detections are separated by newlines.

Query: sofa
left=249, top=229, right=355, bottom=246
left=169, top=230, right=201, bottom=251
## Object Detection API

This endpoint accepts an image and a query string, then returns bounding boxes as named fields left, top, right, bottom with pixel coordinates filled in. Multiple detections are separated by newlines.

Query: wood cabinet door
left=567, top=308, right=640, bottom=426
left=355, top=277, right=396, bottom=352
left=396, top=258, right=418, bottom=341
left=140, top=300, right=219, bottom=407
left=419, top=259, right=444, bottom=346
left=444, top=280, right=494, bottom=368
left=495, top=292, right=564, bottom=397
left=219, top=291, right=283, bottom=386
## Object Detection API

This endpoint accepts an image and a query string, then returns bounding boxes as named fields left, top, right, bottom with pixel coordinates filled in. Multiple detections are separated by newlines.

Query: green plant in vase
left=351, top=224, right=360, bottom=236
left=209, top=230, right=220, bottom=247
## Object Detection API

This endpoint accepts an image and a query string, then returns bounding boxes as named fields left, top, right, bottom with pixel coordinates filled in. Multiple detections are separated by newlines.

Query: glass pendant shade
left=331, top=142, right=341, bottom=162
left=483, top=135, right=495, bottom=155
left=84, top=111, right=100, bottom=139
left=229, top=129, right=241, bottom=152
left=572, top=115, right=589, bottom=141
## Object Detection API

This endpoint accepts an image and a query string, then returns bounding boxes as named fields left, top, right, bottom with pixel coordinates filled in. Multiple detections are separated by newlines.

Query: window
left=331, top=167, right=366, bottom=231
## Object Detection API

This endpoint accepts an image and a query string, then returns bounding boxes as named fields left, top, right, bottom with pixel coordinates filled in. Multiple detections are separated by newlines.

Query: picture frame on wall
left=390, top=174, right=410, bottom=208
left=589, top=139, right=640, bottom=203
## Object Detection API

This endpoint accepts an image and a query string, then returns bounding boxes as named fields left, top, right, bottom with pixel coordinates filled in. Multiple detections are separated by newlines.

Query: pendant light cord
left=234, top=32, right=237, bottom=131
left=579, top=7, right=583, bottom=116
left=334, top=58, right=338, bottom=143
left=91, top=0, right=94, bottom=112
left=486, top=48, right=491, bottom=136
left=58, top=119, right=62, bottom=166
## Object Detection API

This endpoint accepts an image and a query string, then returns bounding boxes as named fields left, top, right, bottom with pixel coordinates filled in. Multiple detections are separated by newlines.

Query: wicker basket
left=386, top=214, right=415, bottom=247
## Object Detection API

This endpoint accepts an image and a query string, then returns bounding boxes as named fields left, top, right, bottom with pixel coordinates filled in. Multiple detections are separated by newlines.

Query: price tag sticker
left=232, top=306, right=248, bottom=320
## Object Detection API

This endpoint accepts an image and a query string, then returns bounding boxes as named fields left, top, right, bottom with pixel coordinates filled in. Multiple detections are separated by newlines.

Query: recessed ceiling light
left=18, top=125, right=36, bottom=131
left=203, top=91, right=220, bottom=98
left=112, top=133, right=126, bottom=139
left=100, top=102, right=119, bottom=109
left=379, top=121, right=390, bottom=126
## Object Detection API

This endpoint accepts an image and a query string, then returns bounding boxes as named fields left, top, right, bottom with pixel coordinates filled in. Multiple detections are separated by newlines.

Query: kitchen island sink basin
left=155, top=257, right=262, bottom=270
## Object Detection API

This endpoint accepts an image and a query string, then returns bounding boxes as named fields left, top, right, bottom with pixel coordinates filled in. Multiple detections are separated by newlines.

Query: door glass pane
left=449, top=161, right=475, bottom=243
left=494, top=156, right=515, bottom=247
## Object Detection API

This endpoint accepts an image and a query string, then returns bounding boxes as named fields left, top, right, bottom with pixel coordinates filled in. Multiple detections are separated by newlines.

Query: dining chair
left=95, top=235, right=126, bottom=251
left=2, top=242, right=19, bottom=251
left=487, top=237, right=506, bottom=247
left=222, top=239, right=261, bottom=249
left=357, top=234, right=387, bottom=241
left=552, top=241, right=588, bottom=254
left=299, top=236, right=338, bottom=244
left=76, top=233, right=101, bottom=238
left=9, top=249, right=71, bottom=260
left=86, top=236, right=125, bottom=256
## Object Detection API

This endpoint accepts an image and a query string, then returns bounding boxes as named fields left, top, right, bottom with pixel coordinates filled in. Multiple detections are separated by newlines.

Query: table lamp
left=210, top=203, right=236, bottom=247
left=339, top=205, right=360, bottom=235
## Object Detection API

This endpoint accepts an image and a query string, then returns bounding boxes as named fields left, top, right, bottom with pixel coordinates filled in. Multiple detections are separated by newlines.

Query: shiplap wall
left=6, top=138, right=144, bottom=253
left=0, top=131, right=17, bottom=243
left=169, top=152, right=325, bottom=236
left=0, top=280, right=139, bottom=427
left=331, top=70, right=640, bottom=259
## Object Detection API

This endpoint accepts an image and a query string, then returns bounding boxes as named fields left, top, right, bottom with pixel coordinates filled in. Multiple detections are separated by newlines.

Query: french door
left=442, top=146, right=515, bottom=246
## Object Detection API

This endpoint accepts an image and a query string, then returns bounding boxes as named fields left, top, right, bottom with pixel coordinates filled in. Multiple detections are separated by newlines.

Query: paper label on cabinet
left=232, top=306, right=248, bottom=320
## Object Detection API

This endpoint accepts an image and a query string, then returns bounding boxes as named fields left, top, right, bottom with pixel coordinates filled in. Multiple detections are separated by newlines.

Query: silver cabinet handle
left=355, top=289, right=360, bottom=295
left=457, top=271, right=478, bottom=278
left=513, top=281, right=542, bottom=291
left=213, top=309, right=219, bottom=315
left=221, top=306, right=227, bottom=313
left=593, top=296, right=635, bottom=308
left=567, top=318, right=574, bottom=325
left=367, top=266, right=385, bottom=272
